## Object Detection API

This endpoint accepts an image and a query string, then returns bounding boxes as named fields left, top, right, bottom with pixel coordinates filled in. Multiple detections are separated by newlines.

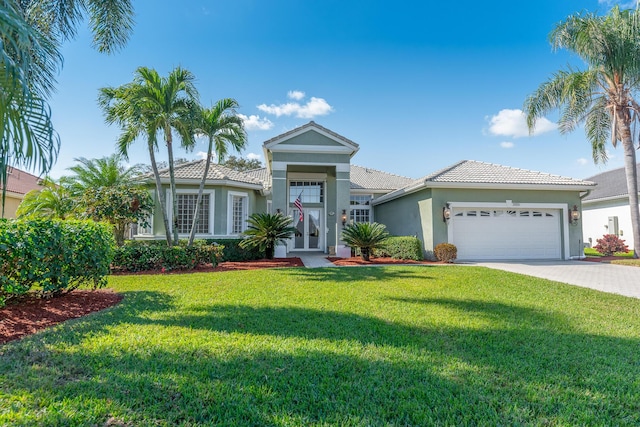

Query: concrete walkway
left=474, top=260, right=640, bottom=299
left=293, top=252, right=336, bottom=268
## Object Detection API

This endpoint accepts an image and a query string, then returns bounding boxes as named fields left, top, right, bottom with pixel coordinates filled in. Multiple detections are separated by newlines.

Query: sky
left=45, top=0, right=638, bottom=181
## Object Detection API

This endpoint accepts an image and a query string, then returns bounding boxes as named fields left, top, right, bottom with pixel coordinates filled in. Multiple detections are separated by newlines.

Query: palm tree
left=16, top=177, right=75, bottom=219
left=0, top=0, right=134, bottom=213
left=187, top=99, right=247, bottom=245
left=239, top=213, right=296, bottom=259
left=65, top=154, right=151, bottom=245
left=524, top=6, right=640, bottom=258
left=341, top=222, right=390, bottom=261
left=99, top=66, right=199, bottom=246
left=65, top=154, right=144, bottom=196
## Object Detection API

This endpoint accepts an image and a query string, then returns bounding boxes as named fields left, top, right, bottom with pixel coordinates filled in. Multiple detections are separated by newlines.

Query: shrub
left=594, top=234, right=629, bottom=256
left=378, top=236, right=424, bottom=261
left=203, top=239, right=263, bottom=261
left=240, top=213, right=296, bottom=260
left=0, top=219, right=115, bottom=306
left=342, top=222, right=390, bottom=261
left=434, top=243, right=457, bottom=263
left=112, top=240, right=224, bottom=272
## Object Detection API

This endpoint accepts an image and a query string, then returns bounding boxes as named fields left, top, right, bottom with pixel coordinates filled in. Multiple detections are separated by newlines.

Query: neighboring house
left=0, top=166, right=44, bottom=219
left=140, top=121, right=595, bottom=260
left=581, top=164, right=640, bottom=249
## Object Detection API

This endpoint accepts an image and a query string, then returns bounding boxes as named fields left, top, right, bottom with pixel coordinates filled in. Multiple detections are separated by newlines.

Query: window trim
left=227, top=191, right=249, bottom=235
left=349, top=194, right=373, bottom=223
left=133, top=190, right=155, bottom=236
left=167, top=189, right=215, bottom=236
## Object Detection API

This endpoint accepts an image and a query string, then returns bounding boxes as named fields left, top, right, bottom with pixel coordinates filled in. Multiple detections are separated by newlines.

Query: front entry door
left=292, top=208, right=322, bottom=250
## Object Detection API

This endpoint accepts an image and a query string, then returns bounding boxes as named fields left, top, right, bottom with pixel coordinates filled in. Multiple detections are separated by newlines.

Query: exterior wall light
left=442, top=204, right=451, bottom=223
left=570, top=205, right=580, bottom=225
left=341, top=209, right=347, bottom=226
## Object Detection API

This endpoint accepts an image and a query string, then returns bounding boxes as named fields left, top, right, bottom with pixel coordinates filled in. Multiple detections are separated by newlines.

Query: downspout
left=569, top=190, right=593, bottom=260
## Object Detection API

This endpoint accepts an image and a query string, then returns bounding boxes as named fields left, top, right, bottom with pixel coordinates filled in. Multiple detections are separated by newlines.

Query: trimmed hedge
left=112, top=240, right=224, bottom=272
left=376, top=236, right=424, bottom=261
left=0, top=219, right=115, bottom=306
left=203, top=239, right=263, bottom=262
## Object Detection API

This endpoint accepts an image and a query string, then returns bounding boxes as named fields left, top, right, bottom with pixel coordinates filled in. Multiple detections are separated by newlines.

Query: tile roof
left=263, top=121, right=359, bottom=149
left=0, top=167, right=43, bottom=195
left=350, top=165, right=414, bottom=190
left=418, top=160, right=595, bottom=186
left=243, top=167, right=271, bottom=189
left=155, top=160, right=264, bottom=186
left=582, top=164, right=640, bottom=202
left=374, top=160, right=595, bottom=205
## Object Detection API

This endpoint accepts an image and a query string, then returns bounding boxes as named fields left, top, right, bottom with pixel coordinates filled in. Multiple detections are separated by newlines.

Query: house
left=140, top=121, right=595, bottom=260
left=582, top=164, right=640, bottom=249
left=0, top=166, right=44, bottom=219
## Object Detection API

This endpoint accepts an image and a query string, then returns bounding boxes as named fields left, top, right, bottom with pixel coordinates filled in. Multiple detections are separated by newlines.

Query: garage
left=449, top=207, right=562, bottom=260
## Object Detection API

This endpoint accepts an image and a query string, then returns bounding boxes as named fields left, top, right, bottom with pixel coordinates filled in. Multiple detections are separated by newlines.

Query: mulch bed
left=0, top=290, right=123, bottom=345
left=327, top=256, right=446, bottom=266
left=582, top=256, right=629, bottom=263
left=1, top=258, right=303, bottom=345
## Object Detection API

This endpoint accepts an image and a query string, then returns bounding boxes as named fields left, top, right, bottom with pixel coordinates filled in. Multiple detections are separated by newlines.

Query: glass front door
left=292, top=208, right=322, bottom=250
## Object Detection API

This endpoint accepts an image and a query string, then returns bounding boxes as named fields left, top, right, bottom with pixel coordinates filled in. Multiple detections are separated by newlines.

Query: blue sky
left=46, top=0, right=635, bottom=181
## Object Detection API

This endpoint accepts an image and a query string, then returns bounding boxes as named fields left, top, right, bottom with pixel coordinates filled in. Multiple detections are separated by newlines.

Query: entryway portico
left=263, top=121, right=359, bottom=254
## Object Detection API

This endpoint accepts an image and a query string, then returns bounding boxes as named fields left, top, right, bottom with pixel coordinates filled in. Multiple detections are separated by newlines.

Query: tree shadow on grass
left=282, top=265, right=435, bottom=283
left=2, top=295, right=640, bottom=425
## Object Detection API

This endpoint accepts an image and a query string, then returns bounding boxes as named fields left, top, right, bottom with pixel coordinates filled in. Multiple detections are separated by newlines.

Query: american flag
left=294, top=192, right=303, bottom=221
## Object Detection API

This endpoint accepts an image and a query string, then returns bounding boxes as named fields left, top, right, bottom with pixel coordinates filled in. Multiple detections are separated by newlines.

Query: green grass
left=2, top=266, right=640, bottom=425
left=584, top=247, right=635, bottom=257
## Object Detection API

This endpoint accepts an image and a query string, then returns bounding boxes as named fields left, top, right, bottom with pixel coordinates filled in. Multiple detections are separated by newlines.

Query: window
left=350, top=194, right=372, bottom=223
left=175, top=193, right=210, bottom=234
left=228, top=192, right=248, bottom=235
left=134, top=215, right=153, bottom=236
left=289, top=181, right=324, bottom=203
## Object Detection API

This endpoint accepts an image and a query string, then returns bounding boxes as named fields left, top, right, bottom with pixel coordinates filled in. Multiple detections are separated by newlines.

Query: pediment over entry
left=263, top=121, right=359, bottom=156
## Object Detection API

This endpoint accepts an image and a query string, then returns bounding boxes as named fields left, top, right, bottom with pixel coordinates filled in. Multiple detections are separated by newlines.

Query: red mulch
left=582, top=256, right=627, bottom=263
left=0, top=290, right=123, bottom=345
left=1, top=258, right=304, bottom=345
left=327, top=256, right=446, bottom=266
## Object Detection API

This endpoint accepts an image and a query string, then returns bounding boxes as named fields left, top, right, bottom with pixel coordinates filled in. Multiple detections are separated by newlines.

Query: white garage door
left=450, top=208, right=562, bottom=260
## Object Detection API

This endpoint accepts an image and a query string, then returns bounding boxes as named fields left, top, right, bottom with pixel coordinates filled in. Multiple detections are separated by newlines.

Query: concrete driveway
left=474, top=260, right=640, bottom=299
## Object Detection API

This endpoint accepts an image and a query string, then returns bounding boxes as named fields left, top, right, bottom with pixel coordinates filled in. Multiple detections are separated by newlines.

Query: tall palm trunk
left=187, top=137, right=213, bottom=246
left=165, top=131, right=180, bottom=245
left=619, top=127, right=640, bottom=258
left=146, top=142, right=172, bottom=246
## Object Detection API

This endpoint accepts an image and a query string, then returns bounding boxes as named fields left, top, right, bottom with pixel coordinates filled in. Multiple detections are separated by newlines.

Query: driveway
left=474, top=260, right=640, bottom=299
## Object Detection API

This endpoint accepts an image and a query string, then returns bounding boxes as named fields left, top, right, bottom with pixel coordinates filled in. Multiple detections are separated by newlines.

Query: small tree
left=81, top=186, right=153, bottom=246
left=594, top=234, right=629, bottom=256
left=239, top=213, right=296, bottom=259
left=341, top=222, right=390, bottom=261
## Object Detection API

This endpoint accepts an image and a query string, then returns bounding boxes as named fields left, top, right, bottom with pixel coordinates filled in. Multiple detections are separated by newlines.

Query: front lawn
left=2, top=266, right=640, bottom=425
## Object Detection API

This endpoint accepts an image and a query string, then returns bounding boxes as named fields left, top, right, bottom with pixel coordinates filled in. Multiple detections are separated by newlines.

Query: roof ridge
left=421, top=160, right=468, bottom=182
left=351, top=164, right=413, bottom=180
left=263, top=121, right=359, bottom=148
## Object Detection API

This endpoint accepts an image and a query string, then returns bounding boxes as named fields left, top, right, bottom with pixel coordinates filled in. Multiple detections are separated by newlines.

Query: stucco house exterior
left=1, top=166, right=44, bottom=219
left=139, top=121, right=595, bottom=260
left=582, top=164, right=640, bottom=249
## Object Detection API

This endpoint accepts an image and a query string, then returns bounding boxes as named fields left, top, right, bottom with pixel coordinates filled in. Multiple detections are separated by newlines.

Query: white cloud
left=238, top=114, right=273, bottom=131
left=288, top=90, right=305, bottom=100
left=196, top=151, right=209, bottom=160
left=598, top=0, right=636, bottom=8
left=257, top=96, right=334, bottom=119
left=487, top=109, right=556, bottom=138
left=577, top=158, right=589, bottom=166
left=246, top=152, right=262, bottom=161
left=500, top=141, right=514, bottom=149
